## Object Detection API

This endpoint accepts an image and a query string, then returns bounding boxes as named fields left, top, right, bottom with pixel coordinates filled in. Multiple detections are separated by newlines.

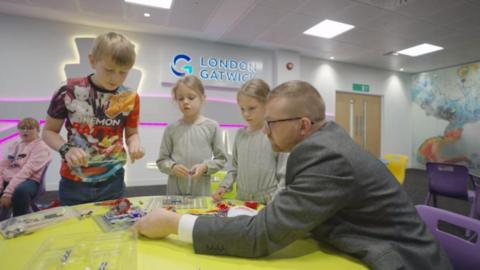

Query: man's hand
left=211, top=187, right=226, bottom=201
left=133, top=208, right=182, bottom=239
left=0, top=196, right=12, bottom=208
left=191, top=164, right=208, bottom=180
left=65, top=147, right=89, bottom=167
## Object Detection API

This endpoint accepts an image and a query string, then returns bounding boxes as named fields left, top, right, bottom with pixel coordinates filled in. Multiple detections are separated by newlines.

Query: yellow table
left=0, top=196, right=367, bottom=270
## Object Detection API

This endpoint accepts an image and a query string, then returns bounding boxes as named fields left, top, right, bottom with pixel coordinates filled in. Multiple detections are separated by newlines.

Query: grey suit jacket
left=193, top=121, right=452, bottom=270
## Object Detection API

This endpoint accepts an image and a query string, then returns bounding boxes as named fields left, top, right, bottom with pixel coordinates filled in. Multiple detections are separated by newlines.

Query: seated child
left=0, top=118, right=52, bottom=219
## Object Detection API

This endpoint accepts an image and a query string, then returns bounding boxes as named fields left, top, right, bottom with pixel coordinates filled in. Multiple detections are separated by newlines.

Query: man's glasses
left=263, top=117, right=303, bottom=133
left=264, top=117, right=321, bottom=133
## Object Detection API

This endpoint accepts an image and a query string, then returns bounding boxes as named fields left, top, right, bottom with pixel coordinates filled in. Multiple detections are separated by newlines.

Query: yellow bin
left=384, top=154, right=408, bottom=184
left=210, top=170, right=237, bottom=199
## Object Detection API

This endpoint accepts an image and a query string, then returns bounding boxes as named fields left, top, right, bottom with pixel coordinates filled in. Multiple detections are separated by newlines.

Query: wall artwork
left=412, top=63, right=480, bottom=173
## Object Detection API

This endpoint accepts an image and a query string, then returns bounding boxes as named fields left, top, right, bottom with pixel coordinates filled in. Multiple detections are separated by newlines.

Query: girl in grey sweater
left=212, top=79, right=286, bottom=204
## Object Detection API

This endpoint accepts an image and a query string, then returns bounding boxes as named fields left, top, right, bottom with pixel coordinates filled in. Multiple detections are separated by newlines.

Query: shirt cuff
left=178, top=214, right=198, bottom=243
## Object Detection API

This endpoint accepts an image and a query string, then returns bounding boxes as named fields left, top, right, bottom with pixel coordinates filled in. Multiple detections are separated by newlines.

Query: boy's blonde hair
left=90, top=32, right=136, bottom=68
left=237, top=79, right=270, bottom=103
left=17, top=117, right=40, bottom=131
left=172, top=75, right=205, bottom=100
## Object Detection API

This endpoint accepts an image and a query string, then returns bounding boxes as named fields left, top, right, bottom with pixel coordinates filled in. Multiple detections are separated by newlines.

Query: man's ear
left=299, top=117, right=312, bottom=136
left=88, top=54, right=96, bottom=69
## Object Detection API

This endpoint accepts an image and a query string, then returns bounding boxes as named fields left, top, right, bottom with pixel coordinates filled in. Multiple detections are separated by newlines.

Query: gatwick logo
left=170, top=53, right=192, bottom=77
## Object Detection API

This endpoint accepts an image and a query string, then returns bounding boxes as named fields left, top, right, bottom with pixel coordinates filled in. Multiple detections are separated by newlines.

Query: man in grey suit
left=135, top=80, right=452, bottom=269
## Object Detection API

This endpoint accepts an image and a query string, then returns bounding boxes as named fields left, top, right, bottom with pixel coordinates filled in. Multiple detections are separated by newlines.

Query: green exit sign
left=352, top=83, right=370, bottom=92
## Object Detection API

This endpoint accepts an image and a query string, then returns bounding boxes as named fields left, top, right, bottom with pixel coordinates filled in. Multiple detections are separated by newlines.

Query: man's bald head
left=267, top=80, right=325, bottom=122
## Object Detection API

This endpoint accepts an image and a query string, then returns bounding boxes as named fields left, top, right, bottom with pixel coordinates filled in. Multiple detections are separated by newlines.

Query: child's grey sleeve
left=220, top=130, right=241, bottom=189
left=157, top=126, right=176, bottom=175
left=204, top=124, right=228, bottom=175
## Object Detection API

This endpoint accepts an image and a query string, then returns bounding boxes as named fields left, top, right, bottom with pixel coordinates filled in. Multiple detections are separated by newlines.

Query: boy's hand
left=172, top=163, right=190, bottom=177
left=211, top=187, right=226, bottom=201
left=0, top=196, right=11, bottom=208
left=65, top=147, right=89, bottom=167
left=128, top=143, right=145, bottom=164
left=133, top=208, right=181, bottom=239
left=191, top=164, right=208, bottom=180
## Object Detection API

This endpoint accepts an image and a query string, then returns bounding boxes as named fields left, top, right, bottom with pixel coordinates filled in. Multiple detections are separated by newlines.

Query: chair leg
left=432, top=195, right=437, bottom=207
left=30, top=202, right=40, bottom=212
left=425, top=193, right=431, bottom=205
left=0, top=206, right=12, bottom=221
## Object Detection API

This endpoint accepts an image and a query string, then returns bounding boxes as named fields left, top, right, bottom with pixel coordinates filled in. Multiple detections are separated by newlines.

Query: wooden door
left=335, top=92, right=381, bottom=157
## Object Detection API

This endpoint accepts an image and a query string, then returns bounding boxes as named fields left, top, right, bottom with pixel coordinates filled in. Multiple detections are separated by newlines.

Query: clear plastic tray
left=94, top=206, right=144, bottom=232
left=0, top=206, right=78, bottom=239
left=23, top=231, right=136, bottom=270
left=143, top=196, right=208, bottom=212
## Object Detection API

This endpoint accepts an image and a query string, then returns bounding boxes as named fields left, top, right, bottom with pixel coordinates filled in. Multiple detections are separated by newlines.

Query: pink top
left=0, top=138, right=52, bottom=198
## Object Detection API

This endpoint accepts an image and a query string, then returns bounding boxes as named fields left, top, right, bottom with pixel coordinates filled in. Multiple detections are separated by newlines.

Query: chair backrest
left=33, top=162, right=50, bottom=201
left=426, top=162, right=471, bottom=200
left=474, top=175, right=480, bottom=218
left=416, top=205, right=480, bottom=270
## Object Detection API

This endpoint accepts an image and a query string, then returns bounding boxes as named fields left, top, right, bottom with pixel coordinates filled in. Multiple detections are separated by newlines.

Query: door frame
left=334, top=90, right=384, bottom=157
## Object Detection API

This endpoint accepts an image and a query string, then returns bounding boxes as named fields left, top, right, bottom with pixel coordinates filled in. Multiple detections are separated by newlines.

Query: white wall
left=300, top=57, right=413, bottom=160
left=0, top=14, right=414, bottom=190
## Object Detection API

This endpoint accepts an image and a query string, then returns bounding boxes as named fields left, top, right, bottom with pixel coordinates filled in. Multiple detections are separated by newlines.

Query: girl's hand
left=172, top=163, right=190, bottom=177
left=211, top=187, right=226, bottom=201
left=191, top=164, right=208, bottom=179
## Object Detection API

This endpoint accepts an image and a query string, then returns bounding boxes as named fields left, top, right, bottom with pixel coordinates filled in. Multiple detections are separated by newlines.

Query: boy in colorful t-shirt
left=42, top=32, right=145, bottom=206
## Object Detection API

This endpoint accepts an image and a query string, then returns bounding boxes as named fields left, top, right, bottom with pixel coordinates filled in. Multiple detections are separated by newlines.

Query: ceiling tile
left=77, top=0, right=124, bottom=18
left=423, top=1, right=480, bottom=26
left=391, top=0, right=457, bottom=17
left=257, top=0, right=309, bottom=12
left=449, top=15, right=480, bottom=33
left=333, top=27, right=415, bottom=53
left=295, top=0, right=356, bottom=19
left=0, top=0, right=479, bottom=73
left=328, top=3, right=385, bottom=27
left=221, top=4, right=288, bottom=44
left=28, top=0, right=78, bottom=12
left=391, top=20, right=454, bottom=41
left=360, top=11, right=411, bottom=34
left=167, top=0, right=222, bottom=31
left=256, top=12, right=320, bottom=44
left=123, top=2, right=170, bottom=25
left=203, top=0, right=257, bottom=40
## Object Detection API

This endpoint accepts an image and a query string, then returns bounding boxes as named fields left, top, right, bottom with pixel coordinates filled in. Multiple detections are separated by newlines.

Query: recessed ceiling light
left=397, top=43, right=443, bottom=57
left=303, top=19, right=355, bottom=39
left=400, top=68, right=404, bottom=71
left=124, top=0, right=173, bottom=9
left=392, top=52, right=399, bottom=56
left=144, top=12, right=151, bottom=17
left=329, top=56, right=335, bottom=60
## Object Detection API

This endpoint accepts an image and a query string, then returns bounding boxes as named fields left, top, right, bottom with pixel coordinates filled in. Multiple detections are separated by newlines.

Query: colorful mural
left=412, top=63, right=480, bottom=172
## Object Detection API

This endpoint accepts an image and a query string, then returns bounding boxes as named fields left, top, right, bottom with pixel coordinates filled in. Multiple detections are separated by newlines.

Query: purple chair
left=424, top=162, right=477, bottom=218
left=416, top=205, right=480, bottom=270
left=0, top=163, right=50, bottom=221
left=30, top=162, right=50, bottom=212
